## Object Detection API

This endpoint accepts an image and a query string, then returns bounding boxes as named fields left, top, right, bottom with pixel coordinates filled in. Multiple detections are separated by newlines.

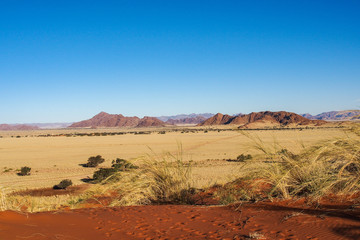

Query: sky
left=0, top=0, right=359, bottom=123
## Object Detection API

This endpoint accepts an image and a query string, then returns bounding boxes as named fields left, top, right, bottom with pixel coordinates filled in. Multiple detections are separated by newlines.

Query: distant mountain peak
left=0, top=124, right=39, bottom=131
left=198, top=111, right=326, bottom=128
left=157, top=113, right=215, bottom=125
left=69, top=112, right=165, bottom=128
left=302, top=110, right=360, bottom=121
left=95, top=111, right=110, bottom=116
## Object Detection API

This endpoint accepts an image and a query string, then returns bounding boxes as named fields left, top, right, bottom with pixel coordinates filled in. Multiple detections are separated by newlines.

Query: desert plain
left=0, top=125, right=360, bottom=240
left=0, top=127, right=348, bottom=190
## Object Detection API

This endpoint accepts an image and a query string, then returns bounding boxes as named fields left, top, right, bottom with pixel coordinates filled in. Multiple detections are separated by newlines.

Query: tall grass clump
left=106, top=147, right=195, bottom=206
left=236, top=130, right=360, bottom=200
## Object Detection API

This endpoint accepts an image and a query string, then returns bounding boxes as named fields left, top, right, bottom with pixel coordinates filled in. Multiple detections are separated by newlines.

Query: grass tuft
left=107, top=146, right=196, bottom=206
left=234, top=130, right=360, bottom=201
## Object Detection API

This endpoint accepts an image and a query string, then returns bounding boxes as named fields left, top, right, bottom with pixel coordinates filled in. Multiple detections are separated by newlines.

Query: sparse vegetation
left=228, top=131, right=360, bottom=201
left=84, top=155, right=105, bottom=167
left=111, top=158, right=138, bottom=170
left=18, top=166, right=31, bottom=176
left=226, top=154, right=253, bottom=162
left=3, top=167, right=13, bottom=173
left=91, top=158, right=138, bottom=183
left=92, top=167, right=119, bottom=182
left=107, top=148, right=196, bottom=206
left=53, top=179, right=73, bottom=189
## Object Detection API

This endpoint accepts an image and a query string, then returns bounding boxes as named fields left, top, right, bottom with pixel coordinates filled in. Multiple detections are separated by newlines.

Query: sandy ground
left=0, top=200, right=359, bottom=240
left=0, top=128, right=347, bottom=190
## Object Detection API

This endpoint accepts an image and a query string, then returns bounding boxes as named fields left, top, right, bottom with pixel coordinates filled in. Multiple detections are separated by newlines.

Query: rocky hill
left=198, top=111, right=326, bottom=128
left=0, top=124, right=39, bottom=131
left=69, top=112, right=165, bottom=128
left=302, top=110, right=360, bottom=121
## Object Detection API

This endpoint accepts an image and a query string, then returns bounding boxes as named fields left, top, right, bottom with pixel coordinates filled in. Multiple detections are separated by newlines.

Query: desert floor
left=0, top=127, right=359, bottom=239
left=0, top=127, right=347, bottom=191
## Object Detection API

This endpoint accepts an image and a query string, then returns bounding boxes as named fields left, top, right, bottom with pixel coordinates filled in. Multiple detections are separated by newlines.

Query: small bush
left=92, top=168, right=118, bottom=182
left=236, top=154, right=253, bottom=162
left=92, top=159, right=138, bottom=183
left=18, top=166, right=31, bottom=176
left=53, top=179, right=73, bottom=189
left=226, top=154, right=253, bottom=162
left=112, top=158, right=138, bottom=171
left=3, top=167, right=13, bottom=173
left=85, top=155, right=105, bottom=167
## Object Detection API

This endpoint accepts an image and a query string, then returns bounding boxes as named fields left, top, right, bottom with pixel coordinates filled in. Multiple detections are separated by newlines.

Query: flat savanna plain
left=0, top=127, right=348, bottom=191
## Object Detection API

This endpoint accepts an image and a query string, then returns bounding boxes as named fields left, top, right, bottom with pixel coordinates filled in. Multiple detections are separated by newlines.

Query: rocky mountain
left=302, top=110, right=360, bottom=121
left=0, top=124, right=39, bottom=131
left=136, top=116, right=167, bottom=127
left=69, top=112, right=166, bottom=128
left=198, top=111, right=326, bottom=128
left=157, top=113, right=214, bottom=122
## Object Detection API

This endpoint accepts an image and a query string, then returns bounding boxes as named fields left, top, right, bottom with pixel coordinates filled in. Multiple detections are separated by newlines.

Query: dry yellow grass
left=0, top=127, right=349, bottom=191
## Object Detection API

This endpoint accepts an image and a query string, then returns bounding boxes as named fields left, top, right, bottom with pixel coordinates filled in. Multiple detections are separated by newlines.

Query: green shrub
left=226, top=154, right=253, bottom=162
left=85, top=155, right=105, bottom=167
left=92, top=168, right=119, bottom=182
left=236, top=154, right=253, bottom=162
left=111, top=158, right=138, bottom=171
left=92, top=159, right=138, bottom=183
left=18, top=166, right=31, bottom=176
left=3, top=167, right=13, bottom=173
left=53, top=179, right=73, bottom=189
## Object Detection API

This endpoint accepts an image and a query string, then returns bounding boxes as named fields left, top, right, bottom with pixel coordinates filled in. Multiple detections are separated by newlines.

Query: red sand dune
left=1, top=200, right=359, bottom=239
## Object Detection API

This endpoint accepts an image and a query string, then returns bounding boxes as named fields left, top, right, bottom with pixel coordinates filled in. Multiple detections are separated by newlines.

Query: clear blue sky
left=1, top=1, right=359, bottom=123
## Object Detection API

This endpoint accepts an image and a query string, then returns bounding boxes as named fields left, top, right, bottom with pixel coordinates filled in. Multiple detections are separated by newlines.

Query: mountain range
left=155, top=113, right=214, bottom=125
left=69, top=112, right=165, bottom=128
left=1, top=110, right=358, bottom=131
left=0, top=124, right=39, bottom=131
left=301, top=110, right=360, bottom=121
left=198, top=111, right=326, bottom=128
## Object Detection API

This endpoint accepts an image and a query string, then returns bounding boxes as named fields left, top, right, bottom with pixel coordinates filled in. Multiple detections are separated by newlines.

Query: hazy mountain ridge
left=302, top=110, right=360, bottom=121
left=0, top=124, right=39, bottom=131
left=27, top=123, right=73, bottom=129
left=157, top=113, right=214, bottom=122
left=166, top=116, right=208, bottom=125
